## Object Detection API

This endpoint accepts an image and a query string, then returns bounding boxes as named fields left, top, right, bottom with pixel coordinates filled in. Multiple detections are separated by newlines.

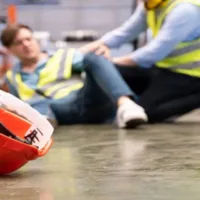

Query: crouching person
left=1, top=24, right=147, bottom=129
left=0, top=90, right=54, bottom=175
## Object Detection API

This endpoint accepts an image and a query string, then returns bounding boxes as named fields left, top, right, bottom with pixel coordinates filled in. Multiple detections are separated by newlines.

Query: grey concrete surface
left=1, top=123, right=200, bottom=200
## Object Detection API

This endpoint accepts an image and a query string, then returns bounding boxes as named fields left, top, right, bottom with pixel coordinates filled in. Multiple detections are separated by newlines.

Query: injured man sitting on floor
left=0, top=23, right=147, bottom=129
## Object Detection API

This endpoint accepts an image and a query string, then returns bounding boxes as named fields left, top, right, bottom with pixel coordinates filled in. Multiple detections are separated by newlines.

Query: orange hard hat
left=0, top=108, right=53, bottom=175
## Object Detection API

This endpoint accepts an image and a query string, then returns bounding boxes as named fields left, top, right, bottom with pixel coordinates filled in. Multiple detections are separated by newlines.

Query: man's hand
left=0, top=48, right=12, bottom=91
left=0, top=48, right=9, bottom=56
left=112, top=54, right=137, bottom=67
left=79, top=40, right=111, bottom=59
left=79, top=40, right=102, bottom=53
left=0, top=48, right=12, bottom=77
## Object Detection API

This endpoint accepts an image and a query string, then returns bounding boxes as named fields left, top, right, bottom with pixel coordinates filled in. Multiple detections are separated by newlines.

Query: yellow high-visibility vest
left=147, top=0, right=200, bottom=77
left=6, top=48, right=83, bottom=104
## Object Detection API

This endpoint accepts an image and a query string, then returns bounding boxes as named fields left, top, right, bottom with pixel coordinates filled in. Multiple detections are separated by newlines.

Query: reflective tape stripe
left=57, top=49, right=69, bottom=80
left=168, top=41, right=200, bottom=57
left=171, top=67, right=200, bottom=77
left=37, top=48, right=75, bottom=97
left=54, top=82, right=83, bottom=99
left=42, top=81, right=67, bottom=97
left=38, top=48, right=74, bottom=89
left=38, top=49, right=64, bottom=86
left=49, top=78, right=82, bottom=98
left=157, top=49, right=200, bottom=68
left=42, top=76, right=81, bottom=98
left=168, top=61, right=200, bottom=70
left=64, top=48, right=75, bottom=79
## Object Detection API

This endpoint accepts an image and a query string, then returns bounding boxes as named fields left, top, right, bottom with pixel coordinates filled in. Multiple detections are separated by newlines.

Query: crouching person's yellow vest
left=6, top=48, right=83, bottom=105
left=147, top=0, right=200, bottom=77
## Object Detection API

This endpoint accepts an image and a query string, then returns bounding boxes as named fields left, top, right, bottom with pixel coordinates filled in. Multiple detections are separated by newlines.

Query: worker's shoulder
left=172, top=1, right=200, bottom=13
left=167, top=2, right=200, bottom=24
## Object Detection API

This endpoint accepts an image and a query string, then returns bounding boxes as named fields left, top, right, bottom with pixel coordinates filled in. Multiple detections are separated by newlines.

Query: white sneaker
left=117, top=101, right=148, bottom=129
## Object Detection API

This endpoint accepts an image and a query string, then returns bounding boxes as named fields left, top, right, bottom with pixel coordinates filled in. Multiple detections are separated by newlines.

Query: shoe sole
left=125, top=118, right=146, bottom=129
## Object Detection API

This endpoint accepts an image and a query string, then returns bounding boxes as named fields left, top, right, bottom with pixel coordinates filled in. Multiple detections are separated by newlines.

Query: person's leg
left=115, top=65, right=153, bottom=96
left=146, top=92, right=200, bottom=123
left=50, top=74, right=117, bottom=125
left=71, top=73, right=116, bottom=124
left=83, top=52, right=147, bottom=128
left=83, top=53, right=135, bottom=104
left=51, top=53, right=149, bottom=128
left=139, top=68, right=200, bottom=123
left=49, top=90, right=84, bottom=125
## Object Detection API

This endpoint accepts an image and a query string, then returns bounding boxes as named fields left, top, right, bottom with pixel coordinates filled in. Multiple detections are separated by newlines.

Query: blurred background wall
left=11, top=0, right=134, bottom=40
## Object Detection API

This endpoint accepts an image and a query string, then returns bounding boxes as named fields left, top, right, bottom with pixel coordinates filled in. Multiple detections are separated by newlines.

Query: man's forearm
left=112, top=55, right=138, bottom=67
left=101, top=3, right=147, bottom=49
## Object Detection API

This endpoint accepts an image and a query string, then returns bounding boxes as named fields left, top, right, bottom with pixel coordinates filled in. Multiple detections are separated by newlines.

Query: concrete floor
left=1, top=122, right=200, bottom=200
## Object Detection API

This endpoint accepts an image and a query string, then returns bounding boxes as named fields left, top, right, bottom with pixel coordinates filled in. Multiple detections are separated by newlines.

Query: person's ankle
left=117, top=96, right=134, bottom=107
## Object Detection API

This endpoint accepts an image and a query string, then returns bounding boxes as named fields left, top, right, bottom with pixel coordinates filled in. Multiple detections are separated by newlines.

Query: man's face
left=8, top=28, right=41, bottom=62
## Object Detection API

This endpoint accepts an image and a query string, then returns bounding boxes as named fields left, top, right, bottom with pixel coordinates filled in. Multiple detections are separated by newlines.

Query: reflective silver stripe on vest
left=38, top=76, right=82, bottom=98
left=57, top=48, right=69, bottom=80
left=49, top=77, right=82, bottom=97
left=36, top=48, right=73, bottom=97
left=11, top=70, right=17, bottom=86
left=168, top=41, right=200, bottom=57
left=161, top=61, right=200, bottom=70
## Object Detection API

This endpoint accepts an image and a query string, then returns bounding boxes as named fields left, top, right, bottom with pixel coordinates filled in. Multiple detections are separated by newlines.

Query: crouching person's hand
left=79, top=40, right=111, bottom=59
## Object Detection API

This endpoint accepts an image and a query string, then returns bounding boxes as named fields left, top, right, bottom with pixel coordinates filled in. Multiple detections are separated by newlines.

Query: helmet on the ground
left=0, top=108, right=53, bottom=175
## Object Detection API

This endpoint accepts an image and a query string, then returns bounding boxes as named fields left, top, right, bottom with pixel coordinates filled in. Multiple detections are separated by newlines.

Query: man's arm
left=80, top=3, right=147, bottom=57
left=113, top=3, right=200, bottom=67
left=101, top=3, right=147, bottom=48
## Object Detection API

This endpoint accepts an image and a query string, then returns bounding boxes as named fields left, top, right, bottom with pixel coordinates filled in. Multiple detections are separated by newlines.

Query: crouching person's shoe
left=117, top=101, right=148, bottom=129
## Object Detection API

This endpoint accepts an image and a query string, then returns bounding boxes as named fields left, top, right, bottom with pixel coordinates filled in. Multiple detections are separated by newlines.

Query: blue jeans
left=50, top=53, right=135, bottom=125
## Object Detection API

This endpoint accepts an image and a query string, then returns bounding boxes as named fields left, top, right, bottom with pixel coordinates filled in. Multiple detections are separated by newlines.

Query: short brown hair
left=1, top=24, right=32, bottom=47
